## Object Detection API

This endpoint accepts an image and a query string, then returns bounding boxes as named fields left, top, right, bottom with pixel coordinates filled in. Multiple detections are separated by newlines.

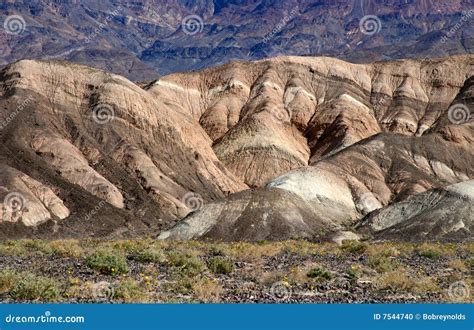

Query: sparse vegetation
left=192, top=277, right=223, bottom=303
left=0, top=269, right=21, bottom=294
left=114, top=279, right=148, bottom=303
left=307, top=267, right=332, bottom=280
left=377, top=270, right=439, bottom=294
left=346, top=266, right=359, bottom=282
left=416, top=243, right=453, bottom=260
left=340, top=240, right=368, bottom=255
left=166, top=251, right=205, bottom=277
left=85, top=249, right=129, bottom=275
left=0, top=270, right=62, bottom=301
left=0, top=240, right=471, bottom=303
left=367, top=255, right=399, bottom=273
left=208, top=257, right=234, bottom=275
left=128, top=247, right=165, bottom=263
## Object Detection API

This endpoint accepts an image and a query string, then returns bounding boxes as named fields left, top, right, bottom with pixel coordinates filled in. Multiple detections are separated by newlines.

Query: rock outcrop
left=358, top=180, right=474, bottom=242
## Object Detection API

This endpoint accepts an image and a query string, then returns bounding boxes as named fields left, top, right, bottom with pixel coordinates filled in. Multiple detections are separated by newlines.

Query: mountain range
left=0, top=0, right=473, bottom=80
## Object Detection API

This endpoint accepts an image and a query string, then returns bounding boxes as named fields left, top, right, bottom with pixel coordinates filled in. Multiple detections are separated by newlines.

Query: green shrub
left=367, top=255, right=398, bottom=273
left=114, top=279, right=147, bottom=303
left=346, top=267, right=359, bottom=282
left=417, top=248, right=442, bottom=259
left=0, top=269, right=20, bottom=294
left=207, top=257, right=234, bottom=275
left=166, top=252, right=205, bottom=277
left=9, top=273, right=61, bottom=302
left=340, top=241, right=368, bottom=255
left=208, top=246, right=225, bottom=257
left=86, top=249, right=129, bottom=275
left=129, top=248, right=165, bottom=263
left=307, top=267, right=332, bottom=280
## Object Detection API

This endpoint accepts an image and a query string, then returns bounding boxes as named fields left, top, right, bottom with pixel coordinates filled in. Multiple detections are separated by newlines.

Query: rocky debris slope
left=358, top=180, right=474, bottom=242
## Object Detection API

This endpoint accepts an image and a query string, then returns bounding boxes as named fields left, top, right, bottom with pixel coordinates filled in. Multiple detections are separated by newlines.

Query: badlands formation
left=0, top=55, right=472, bottom=242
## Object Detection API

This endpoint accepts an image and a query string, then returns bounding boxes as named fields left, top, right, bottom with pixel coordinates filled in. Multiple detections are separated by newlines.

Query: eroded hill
left=0, top=55, right=472, bottom=241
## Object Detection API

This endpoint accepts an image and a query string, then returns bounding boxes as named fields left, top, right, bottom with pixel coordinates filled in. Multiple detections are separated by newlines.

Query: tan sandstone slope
left=0, top=55, right=472, bottom=240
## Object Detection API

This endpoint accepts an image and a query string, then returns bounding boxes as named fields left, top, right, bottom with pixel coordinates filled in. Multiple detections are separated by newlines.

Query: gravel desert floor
left=0, top=240, right=472, bottom=304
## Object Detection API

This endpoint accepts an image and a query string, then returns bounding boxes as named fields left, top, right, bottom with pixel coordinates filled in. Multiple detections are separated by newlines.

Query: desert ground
left=0, top=239, right=472, bottom=303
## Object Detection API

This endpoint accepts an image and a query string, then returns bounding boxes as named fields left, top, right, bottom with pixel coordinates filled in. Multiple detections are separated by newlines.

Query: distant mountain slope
left=0, top=0, right=473, bottom=80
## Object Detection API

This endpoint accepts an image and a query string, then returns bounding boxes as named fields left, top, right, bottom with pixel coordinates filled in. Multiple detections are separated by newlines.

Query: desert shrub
left=377, top=271, right=439, bottom=294
left=166, top=251, right=205, bottom=277
left=346, top=267, right=359, bottom=282
left=114, top=279, right=148, bottom=303
left=0, top=240, right=28, bottom=256
left=129, top=248, right=165, bottom=263
left=377, top=271, right=415, bottom=292
left=0, top=269, right=20, bottom=294
left=9, top=273, right=61, bottom=301
left=86, top=249, right=128, bottom=275
left=466, top=258, right=474, bottom=271
left=307, top=267, right=332, bottom=280
left=417, top=245, right=443, bottom=259
left=367, top=255, right=398, bottom=273
left=340, top=240, right=368, bottom=255
left=192, top=277, right=223, bottom=303
left=47, top=240, right=84, bottom=258
left=208, top=246, right=226, bottom=257
left=207, top=257, right=234, bottom=275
